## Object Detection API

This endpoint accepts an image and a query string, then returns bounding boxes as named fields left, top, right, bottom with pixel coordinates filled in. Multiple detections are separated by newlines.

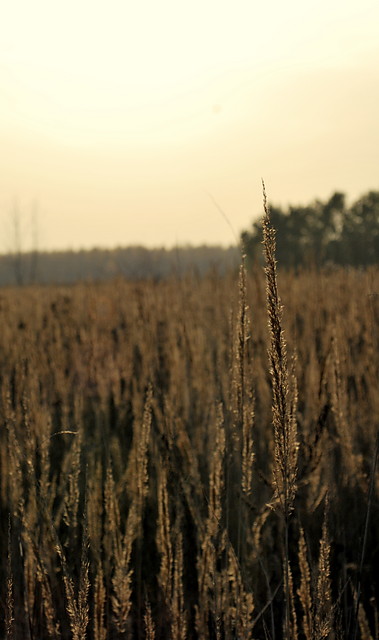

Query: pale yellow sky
left=1, top=0, right=379, bottom=251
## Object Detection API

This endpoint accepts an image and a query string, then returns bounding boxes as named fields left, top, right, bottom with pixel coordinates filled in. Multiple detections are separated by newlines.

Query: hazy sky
left=1, top=0, right=379, bottom=251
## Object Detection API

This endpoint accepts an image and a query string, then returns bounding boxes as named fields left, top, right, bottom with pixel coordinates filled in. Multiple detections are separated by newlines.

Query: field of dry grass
left=1, top=213, right=378, bottom=638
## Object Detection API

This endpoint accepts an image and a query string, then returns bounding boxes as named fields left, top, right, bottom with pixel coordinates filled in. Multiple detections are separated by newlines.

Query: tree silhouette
left=242, top=191, right=379, bottom=267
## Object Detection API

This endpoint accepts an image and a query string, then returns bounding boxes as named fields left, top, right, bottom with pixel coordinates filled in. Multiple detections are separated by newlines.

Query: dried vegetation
left=1, top=205, right=379, bottom=639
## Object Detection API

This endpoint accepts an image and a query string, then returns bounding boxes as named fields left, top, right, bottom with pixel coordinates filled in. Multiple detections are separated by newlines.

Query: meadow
left=1, top=209, right=378, bottom=639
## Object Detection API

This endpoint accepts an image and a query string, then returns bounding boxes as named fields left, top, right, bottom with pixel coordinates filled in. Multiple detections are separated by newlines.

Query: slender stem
left=352, top=430, right=379, bottom=640
left=284, top=513, right=290, bottom=640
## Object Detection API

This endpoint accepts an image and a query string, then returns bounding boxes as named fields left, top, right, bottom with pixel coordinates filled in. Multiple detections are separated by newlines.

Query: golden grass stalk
left=136, top=384, right=152, bottom=518
left=329, top=333, right=365, bottom=490
left=262, top=180, right=298, bottom=637
left=110, top=483, right=138, bottom=634
left=87, top=460, right=103, bottom=566
left=297, top=526, right=312, bottom=640
left=93, top=567, right=106, bottom=640
left=196, top=406, right=225, bottom=637
left=104, top=463, right=121, bottom=557
left=6, top=404, right=24, bottom=518
left=144, top=600, right=156, bottom=640
left=157, top=465, right=172, bottom=605
left=353, top=430, right=379, bottom=640
left=78, top=524, right=90, bottom=638
left=262, top=181, right=298, bottom=517
left=230, top=257, right=255, bottom=564
left=208, top=403, right=225, bottom=539
left=35, top=560, right=61, bottom=640
left=111, top=532, right=135, bottom=634
left=23, top=539, right=36, bottom=633
left=370, top=597, right=378, bottom=640
left=6, top=516, right=14, bottom=640
left=157, top=466, right=187, bottom=638
left=37, top=413, right=56, bottom=516
left=231, top=257, right=255, bottom=498
left=357, top=602, right=374, bottom=640
left=25, top=523, right=62, bottom=640
left=21, top=401, right=40, bottom=632
left=241, top=400, right=255, bottom=498
left=63, top=427, right=82, bottom=533
left=195, top=533, right=216, bottom=639
left=56, top=532, right=89, bottom=640
left=225, top=545, right=255, bottom=640
left=314, top=497, right=333, bottom=639
left=286, top=558, right=298, bottom=640
left=232, top=258, right=249, bottom=440
left=8, top=401, right=63, bottom=638
left=171, top=530, right=187, bottom=640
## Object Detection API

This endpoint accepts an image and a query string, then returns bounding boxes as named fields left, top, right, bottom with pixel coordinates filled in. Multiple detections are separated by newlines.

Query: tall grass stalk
left=6, top=515, right=14, bottom=640
left=314, top=497, right=332, bottom=639
left=352, top=430, right=379, bottom=640
left=262, top=180, right=298, bottom=638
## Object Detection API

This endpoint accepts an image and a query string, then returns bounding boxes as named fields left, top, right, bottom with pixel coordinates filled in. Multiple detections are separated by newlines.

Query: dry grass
left=0, top=205, right=378, bottom=638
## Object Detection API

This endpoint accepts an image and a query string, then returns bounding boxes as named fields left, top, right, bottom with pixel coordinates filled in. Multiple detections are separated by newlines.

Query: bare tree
left=8, top=199, right=40, bottom=286
left=29, top=200, right=40, bottom=284
left=10, top=200, right=24, bottom=286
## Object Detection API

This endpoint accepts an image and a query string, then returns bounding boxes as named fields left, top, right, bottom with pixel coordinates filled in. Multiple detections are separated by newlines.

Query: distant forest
left=0, top=245, right=240, bottom=286
left=242, top=190, right=379, bottom=267
left=2, top=189, right=378, bottom=285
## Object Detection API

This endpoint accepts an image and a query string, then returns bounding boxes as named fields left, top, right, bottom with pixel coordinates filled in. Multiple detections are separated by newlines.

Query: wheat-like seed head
left=262, top=180, right=298, bottom=517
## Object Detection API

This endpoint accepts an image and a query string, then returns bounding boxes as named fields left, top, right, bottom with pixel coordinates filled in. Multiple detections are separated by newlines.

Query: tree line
left=0, top=245, right=240, bottom=286
left=3, top=189, right=378, bottom=286
left=241, top=190, right=379, bottom=267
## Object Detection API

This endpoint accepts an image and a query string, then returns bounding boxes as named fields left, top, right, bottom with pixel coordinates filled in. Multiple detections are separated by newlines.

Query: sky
left=1, top=0, right=379, bottom=252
